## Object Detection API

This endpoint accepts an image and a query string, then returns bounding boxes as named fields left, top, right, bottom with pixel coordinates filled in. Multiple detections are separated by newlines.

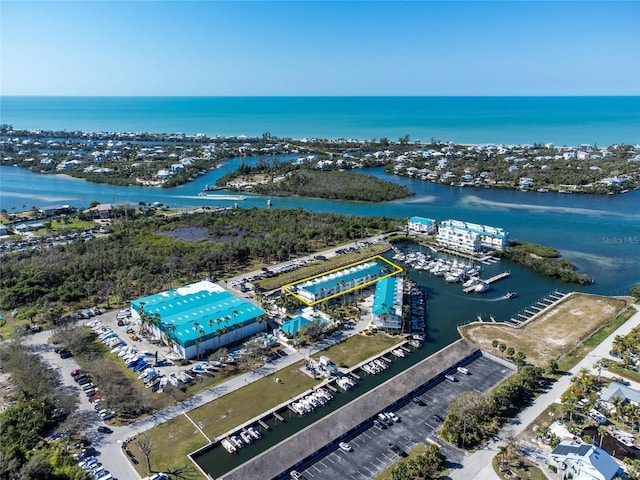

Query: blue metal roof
left=372, top=276, right=399, bottom=315
left=130, top=281, right=264, bottom=347
left=300, top=262, right=383, bottom=296
left=409, top=216, right=435, bottom=225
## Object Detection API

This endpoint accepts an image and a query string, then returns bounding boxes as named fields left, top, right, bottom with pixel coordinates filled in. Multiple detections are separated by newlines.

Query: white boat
left=240, top=430, right=253, bottom=445
left=198, top=192, right=247, bottom=200
left=462, top=277, right=480, bottom=288
left=167, top=352, right=183, bottom=361
left=168, top=373, right=179, bottom=387
left=374, top=359, right=388, bottom=369
left=248, top=426, right=261, bottom=440
left=475, top=282, right=490, bottom=293
left=230, top=436, right=244, bottom=449
left=391, top=348, right=406, bottom=358
left=221, top=438, right=237, bottom=454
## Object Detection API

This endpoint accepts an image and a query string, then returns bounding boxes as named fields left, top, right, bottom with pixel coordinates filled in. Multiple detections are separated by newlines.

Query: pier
left=463, top=271, right=511, bottom=293
left=506, top=290, right=569, bottom=327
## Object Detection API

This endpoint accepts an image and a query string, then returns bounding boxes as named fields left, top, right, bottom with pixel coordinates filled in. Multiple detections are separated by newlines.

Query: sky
left=1, top=1, right=639, bottom=96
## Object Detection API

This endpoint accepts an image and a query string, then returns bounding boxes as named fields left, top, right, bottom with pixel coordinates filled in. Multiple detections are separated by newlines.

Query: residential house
left=550, top=441, right=622, bottom=480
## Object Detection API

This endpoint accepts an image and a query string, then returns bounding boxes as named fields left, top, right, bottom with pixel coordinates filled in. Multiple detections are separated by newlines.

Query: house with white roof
left=599, top=381, right=640, bottom=412
left=550, top=440, right=622, bottom=480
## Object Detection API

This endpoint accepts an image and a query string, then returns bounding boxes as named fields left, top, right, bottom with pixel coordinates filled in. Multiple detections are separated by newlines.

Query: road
left=450, top=303, right=640, bottom=480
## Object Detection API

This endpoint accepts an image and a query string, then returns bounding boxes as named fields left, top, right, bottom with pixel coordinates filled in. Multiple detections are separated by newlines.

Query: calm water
left=2, top=96, right=639, bottom=145
left=1, top=155, right=638, bottom=296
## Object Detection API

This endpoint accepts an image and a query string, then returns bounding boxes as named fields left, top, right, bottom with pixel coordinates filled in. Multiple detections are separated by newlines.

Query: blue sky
left=1, top=1, right=639, bottom=96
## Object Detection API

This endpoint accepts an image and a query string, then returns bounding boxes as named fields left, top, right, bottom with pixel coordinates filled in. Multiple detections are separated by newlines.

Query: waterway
left=1, top=158, right=638, bottom=296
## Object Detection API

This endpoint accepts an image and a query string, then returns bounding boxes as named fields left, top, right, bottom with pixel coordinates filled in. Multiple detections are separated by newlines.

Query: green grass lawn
left=311, top=333, right=402, bottom=367
left=492, top=454, right=548, bottom=480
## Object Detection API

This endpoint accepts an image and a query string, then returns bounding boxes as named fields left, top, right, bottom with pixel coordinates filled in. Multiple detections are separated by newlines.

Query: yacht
left=506, top=291, right=517, bottom=299
left=475, top=282, right=490, bottom=293
left=248, top=426, right=261, bottom=440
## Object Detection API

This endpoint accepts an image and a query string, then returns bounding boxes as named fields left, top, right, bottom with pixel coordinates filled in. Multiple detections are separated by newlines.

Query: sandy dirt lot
left=460, top=293, right=628, bottom=366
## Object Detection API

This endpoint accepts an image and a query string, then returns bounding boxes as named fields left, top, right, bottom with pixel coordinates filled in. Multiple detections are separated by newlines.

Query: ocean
left=1, top=96, right=639, bottom=146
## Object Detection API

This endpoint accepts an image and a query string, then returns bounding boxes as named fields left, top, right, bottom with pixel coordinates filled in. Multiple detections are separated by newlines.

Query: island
left=215, top=160, right=414, bottom=202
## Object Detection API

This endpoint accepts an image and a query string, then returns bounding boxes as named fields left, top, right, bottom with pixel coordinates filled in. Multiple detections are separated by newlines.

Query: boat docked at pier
left=221, top=438, right=237, bottom=454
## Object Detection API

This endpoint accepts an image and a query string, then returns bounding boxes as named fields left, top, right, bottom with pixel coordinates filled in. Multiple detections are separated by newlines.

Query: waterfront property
left=281, top=256, right=402, bottom=306
left=371, top=275, right=404, bottom=330
left=407, top=216, right=437, bottom=234
left=436, top=219, right=509, bottom=253
left=130, top=280, right=266, bottom=359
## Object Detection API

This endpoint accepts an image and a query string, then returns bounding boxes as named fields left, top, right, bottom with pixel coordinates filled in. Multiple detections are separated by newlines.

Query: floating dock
left=463, top=271, right=511, bottom=293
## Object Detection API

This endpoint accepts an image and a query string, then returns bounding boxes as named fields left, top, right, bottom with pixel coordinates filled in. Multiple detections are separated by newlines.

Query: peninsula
left=1, top=126, right=639, bottom=194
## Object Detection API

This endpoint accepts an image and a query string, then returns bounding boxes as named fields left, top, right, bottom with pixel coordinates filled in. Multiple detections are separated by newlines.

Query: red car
left=70, top=369, right=81, bottom=377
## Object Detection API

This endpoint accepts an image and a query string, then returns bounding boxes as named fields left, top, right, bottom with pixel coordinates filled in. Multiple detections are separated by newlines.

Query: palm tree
left=598, top=425, right=609, bottom=448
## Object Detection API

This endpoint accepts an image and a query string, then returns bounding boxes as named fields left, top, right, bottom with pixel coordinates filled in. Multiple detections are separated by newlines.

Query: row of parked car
left=75, top=443, right=114, bottom=480
left=70, top=368, right=116, bottom=422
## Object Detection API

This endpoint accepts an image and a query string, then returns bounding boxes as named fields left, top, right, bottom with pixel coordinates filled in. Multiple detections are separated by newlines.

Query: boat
left=230, top=436, right=244, bottom=449
left=198, top=192, right=246, bottom=201
left=506, top=291, right=517, bottom=299
left=462, top=277, right=480, bottom=288
left=475, top=282, right=490, bottom=293
left=221, top=438, right=237, bottom=454
left=240, top=430, right=253, bottom=445
left=247, top=426, right=261, bottom=440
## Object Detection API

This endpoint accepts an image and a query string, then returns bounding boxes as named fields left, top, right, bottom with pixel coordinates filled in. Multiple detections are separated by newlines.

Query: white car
left=386, top=411, right=400, bottom=423
left=339, top=442, right=352, bottom=452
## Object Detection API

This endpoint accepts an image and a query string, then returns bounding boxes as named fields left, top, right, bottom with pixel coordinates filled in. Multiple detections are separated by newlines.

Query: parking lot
left=290, top=355, right=513, bottom=480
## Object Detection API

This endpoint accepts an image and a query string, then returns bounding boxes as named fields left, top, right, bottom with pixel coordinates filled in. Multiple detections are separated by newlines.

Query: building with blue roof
left=437, top=219, right=509, bottom=253
left=292, top=261, right=385, bottom=304
left=130, top=280, right=265, bottom=359
left=407, top=216, right=437, bottom=234
left=371, top=275, right=404, bottom=330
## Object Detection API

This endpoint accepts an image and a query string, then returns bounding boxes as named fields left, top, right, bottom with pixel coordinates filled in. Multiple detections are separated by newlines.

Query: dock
left=463, top=271, right=511, bottom=293
left=505, top=290, right=569, bottom=327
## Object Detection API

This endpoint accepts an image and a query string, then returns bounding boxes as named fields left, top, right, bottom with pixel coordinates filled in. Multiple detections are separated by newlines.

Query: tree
left=136, top=433, right=155, bottom=474
left=631, top=284, right=640, bottom=300
left=498, top=343, right=507, bottom=357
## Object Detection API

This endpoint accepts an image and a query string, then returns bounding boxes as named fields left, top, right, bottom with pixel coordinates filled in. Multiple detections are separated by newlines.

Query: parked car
left=412, top=397, right=426, bottom=406
left=388, top=442, right=400, bottom=453
left=339, top=442, right=352, bottom=452
left=97, top=426, right=112, bottom=434
left=373, top=419, right=386, bottom=429
left=431, top=414, right=444, bottom=423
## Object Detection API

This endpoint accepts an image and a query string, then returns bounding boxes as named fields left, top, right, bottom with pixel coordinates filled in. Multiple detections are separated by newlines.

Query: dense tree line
left=440, top=365, right=547, bottom=448
left=499, top=241, right=593, bottom=285
left=0, top=342, right=90, bottom=480
left=218, top=162, right=413, bottom=202
left=0, top=209, right=401, bottom=321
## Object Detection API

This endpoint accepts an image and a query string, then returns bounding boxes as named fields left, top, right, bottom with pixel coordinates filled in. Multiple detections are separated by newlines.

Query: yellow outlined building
left=281, top=255, right=402, bottom=306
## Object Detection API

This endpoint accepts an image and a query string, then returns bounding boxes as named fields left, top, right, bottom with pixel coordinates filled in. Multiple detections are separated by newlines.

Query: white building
left=550, top=441, right=622, bottom=480
left=407, top=216, right=437, bottom=234
left=436, top=220, right=509, bottom=253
